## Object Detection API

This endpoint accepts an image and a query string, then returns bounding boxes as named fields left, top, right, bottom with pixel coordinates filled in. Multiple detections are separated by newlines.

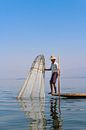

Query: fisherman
left=45, top=55, right=60, bottom=94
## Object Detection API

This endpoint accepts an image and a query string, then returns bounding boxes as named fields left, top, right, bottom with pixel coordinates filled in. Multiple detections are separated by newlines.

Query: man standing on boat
left=45, top=55, right=60, bottom=94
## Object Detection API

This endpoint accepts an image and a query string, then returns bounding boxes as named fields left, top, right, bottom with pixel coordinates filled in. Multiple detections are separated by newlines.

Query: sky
left=0, top=0, right=86, bottom=79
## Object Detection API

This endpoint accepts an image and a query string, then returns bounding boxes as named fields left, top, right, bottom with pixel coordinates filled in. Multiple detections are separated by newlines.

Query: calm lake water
left=0, top=78, right=86, bottom=130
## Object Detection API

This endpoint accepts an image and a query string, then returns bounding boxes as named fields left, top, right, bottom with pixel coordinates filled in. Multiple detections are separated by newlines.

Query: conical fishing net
left=17, top=55, right=45, bottom=99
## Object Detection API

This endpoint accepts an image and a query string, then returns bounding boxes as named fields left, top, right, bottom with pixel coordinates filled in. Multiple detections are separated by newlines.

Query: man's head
left=50, top=56, right=56, bottom=63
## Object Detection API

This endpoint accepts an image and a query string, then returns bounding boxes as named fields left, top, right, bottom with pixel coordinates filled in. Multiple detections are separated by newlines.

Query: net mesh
left=17, top=55, right=45, bottom=99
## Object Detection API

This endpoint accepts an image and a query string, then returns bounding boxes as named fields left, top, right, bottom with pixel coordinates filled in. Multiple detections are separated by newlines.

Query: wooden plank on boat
left=52, top=93, right=86, bottom=98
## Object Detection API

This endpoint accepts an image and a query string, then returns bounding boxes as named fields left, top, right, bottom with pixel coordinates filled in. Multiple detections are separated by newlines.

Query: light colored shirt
left=50, top=61, right=58, bottom=74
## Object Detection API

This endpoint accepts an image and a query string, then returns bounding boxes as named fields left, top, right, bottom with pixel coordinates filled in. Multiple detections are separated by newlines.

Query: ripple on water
left=0, top=79, right=86, bottom=130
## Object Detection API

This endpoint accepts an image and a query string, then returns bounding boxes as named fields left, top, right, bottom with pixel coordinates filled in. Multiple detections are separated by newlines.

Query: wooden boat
left=52, top=93, right=86, bottom=98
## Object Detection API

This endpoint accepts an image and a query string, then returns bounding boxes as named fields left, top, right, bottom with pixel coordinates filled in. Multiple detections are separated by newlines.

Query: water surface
left=0, top=78, right=86, bottom=130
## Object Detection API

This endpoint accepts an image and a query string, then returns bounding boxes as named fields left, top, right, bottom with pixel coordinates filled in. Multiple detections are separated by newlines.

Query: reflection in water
left=50, top=97, right=62, bottom=130
left=18, top=97, right=62, bottom=130
left=18, top=98, right=46, bottom=130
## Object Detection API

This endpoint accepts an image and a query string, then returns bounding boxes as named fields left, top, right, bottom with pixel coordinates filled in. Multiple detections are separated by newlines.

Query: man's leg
left=52, top=72, right=58, bottom=93
left=50, top=81, right=53, bottom=94
left=53, top=83, right=57, bottom=93
left=49, top=74, right=54, bottom=94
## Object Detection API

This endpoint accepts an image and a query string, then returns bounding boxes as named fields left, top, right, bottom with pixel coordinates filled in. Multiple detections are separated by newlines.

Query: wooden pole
left=58, top=56, right=60, bottom=97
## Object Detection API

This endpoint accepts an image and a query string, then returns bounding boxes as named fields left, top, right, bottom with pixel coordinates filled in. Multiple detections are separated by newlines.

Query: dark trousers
left=50, top=72, right=58, bottom=93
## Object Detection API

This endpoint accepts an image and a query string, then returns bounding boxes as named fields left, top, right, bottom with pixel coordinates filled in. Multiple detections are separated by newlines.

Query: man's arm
left=45, top=68, right=51, bottom=71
